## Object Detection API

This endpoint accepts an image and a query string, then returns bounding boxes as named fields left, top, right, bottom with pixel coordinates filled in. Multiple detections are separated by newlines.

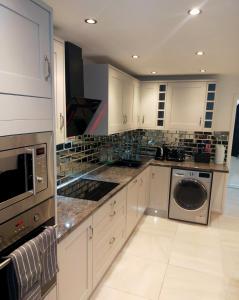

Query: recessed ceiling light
left=151, top=71, right=157, bottom=74
left=196, top=51, right=204, bottom=56
left=132, top=55, right=139, bottom=59
left=200, top=69, right=206, bottom=73
left=85, top=18, right=97, bottom=24
left=188, top=8, right=201, bottom=16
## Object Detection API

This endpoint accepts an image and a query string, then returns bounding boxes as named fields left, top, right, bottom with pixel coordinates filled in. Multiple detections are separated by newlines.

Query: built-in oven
left=0, top=132, right=54, bottom=224
left=0, top=198, right=56, bottom=299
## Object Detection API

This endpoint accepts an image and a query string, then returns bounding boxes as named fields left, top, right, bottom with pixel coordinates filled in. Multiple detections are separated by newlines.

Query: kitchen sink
left=109, top=159, right=143, bottom=168
left=58, top=178, right=119, bottom=201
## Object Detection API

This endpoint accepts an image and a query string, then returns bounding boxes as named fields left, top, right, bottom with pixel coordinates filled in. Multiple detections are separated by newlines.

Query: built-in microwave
left=0, top=132, right=54, bottom=224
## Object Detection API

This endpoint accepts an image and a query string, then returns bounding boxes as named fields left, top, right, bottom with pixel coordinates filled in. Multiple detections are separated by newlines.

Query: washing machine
left=169, top=168, right=212, bottom=225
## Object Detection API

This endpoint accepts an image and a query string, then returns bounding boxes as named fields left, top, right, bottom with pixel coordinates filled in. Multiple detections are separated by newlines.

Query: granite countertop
left=57, top=158, right=229, bottom=242
left=150, top=160, right=229, bottom=173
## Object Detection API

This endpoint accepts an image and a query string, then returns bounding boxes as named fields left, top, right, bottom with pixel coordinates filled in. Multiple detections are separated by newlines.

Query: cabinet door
left=126, top=178, right=139, bottom=238
left=140, top=83, right=158, bottom=128
left=58, top=217, right=93, bottom=300
left=0, top=0, right=52, bottom=98
left=108, top=68, right=124, bottom=133
left=132, top=80, right=140, bottom=129
left=211, top=172, right=227, bottom=213
left=137, top=168, right=150, bottom=219
left=123, top=77, right=134, bottom=130
left=166, top=82, right=207, bottom=130
left=149, top=166, right=171, bottom=217
left=44, top=286, right=57, bottom=300
left=54, top=39, right=66, bottom=145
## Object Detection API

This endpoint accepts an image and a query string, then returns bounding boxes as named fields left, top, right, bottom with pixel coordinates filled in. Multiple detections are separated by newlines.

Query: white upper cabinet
left=84, top=64, right=140, bottom=135
left=140, top=82, right=158, bottom=129
left=165, top=81, right=207, bottom=131
left=132, top=80, right=141, bottom=129
left=54, top=39, right=66, bottom=144
left=0, top=0, right=52, bottom=98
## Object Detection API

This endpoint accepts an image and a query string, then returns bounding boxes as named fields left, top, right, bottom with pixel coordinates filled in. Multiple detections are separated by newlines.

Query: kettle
left=155, top=146, right=164, bottom=160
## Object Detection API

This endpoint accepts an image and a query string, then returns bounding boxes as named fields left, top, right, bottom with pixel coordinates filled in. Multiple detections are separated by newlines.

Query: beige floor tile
left=123, top=229, right=173, bottom=263
left=175, top=222, right=220, bottom=247
left=226, top=278, right=239, bottom=300
left=210, top=213, right=239, bottom=232
left=170, top=239, right=223, bottom=276
left=159, top=265, right=226, bottom=300
left=103, top=252, right=167, bottom=300
left=91, top=285, right=148, bottom=300
left=136, top=216, right=178, bottom=238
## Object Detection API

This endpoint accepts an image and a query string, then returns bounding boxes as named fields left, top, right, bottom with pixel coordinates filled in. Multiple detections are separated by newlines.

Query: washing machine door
left=173, top=179, right=207, bottom=210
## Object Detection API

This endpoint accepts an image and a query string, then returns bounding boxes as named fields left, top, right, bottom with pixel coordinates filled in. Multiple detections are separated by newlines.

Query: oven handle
left=0, top=224, right=57, bottom=270
left=26, top=148, right=37, bottom=196
left=0, top=258, right=11, bottom=270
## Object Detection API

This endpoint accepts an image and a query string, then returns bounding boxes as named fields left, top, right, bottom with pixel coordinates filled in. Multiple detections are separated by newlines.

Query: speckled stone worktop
left=57, top=158, right=229, bottom=242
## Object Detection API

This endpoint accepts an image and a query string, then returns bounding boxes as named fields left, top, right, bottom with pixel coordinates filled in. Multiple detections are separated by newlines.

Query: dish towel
left=35, top=226, right=58, bottom=287
left=8, top=239, right=42, bottom=300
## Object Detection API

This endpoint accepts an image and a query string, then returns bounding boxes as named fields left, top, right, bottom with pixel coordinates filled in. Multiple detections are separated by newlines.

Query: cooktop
left=58, top=178, right=119, bottom=201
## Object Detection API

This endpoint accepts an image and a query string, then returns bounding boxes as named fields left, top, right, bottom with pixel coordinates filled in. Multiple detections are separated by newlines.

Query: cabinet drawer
left=93, top=188, right=126, bottom=232
left=93, top=216, right=126, bottom=288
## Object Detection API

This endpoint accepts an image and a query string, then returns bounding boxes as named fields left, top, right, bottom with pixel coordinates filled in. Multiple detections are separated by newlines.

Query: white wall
left=214, top=74, right=239, bottom=131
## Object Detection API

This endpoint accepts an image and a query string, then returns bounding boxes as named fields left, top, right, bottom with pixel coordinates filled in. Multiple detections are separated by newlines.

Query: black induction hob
left=58, top=178, right=119, bottom=201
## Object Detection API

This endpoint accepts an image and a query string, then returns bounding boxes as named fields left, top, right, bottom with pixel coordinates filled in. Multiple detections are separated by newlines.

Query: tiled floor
left=91, top=189, right=239, bottom=300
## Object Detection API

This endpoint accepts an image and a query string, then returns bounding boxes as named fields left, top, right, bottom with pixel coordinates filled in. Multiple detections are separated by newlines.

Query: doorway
left=228, top=100, right=239, bottom=188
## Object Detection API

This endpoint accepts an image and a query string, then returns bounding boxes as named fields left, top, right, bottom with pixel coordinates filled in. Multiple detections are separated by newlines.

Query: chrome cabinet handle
left=110, top=211, right=116, bottom=217
left=125, top=115, right=127, bottom=124
left=0, top=258, right=11, bottom=270
left=109, top=237, right=116, bottom=245
left=60, top=113, right=64, bottom=130
left=142, top=116, right=145, bottom=124
left=199, top=117, right=202, bottom=126
left=44, top=55, right=51, bottom=81
left=88, top=226, right=93, bottom=240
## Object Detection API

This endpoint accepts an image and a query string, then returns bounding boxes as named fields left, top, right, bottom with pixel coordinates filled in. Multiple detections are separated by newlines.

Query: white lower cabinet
left=126, top=167, right=150, bottom=237
left=58, top=217, right=93, bottom=300
left=44, top=286, right=57, bottom=300
left=92, top=187, right=127, bottom=289
left=210, top=172, right=228, bottom=213
left=149, top=166, right=171, bottom=217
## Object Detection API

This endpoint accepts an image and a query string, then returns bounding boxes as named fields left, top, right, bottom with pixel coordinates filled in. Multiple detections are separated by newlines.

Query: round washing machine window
left=173, top=179, right=207, bottom=210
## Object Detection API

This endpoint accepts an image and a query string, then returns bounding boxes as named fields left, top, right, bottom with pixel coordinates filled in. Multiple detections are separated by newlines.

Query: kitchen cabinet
left=211, top=172, right=228, bottom=213
left=58, top=217, right=93, bottom=300
left=44, top=286, right=57, bottom=300
left=126, top=177, right=140, bottom=238
left=137, top=167, right=150, bottom=220
left=132, top=80, right=141, bottom=129
left=0, top=0, right=52, bottom=98
left=140, top=82, right=158, bottom=129
left=92, top=188, right=127, bottom=289
left=126, top=167, right=150, bottom=237
left=54, top=38, right=66, bottom=145
left=165, top=81, right=207, bottom=131
left=0, top=0, right=53, bottom=136
left=149, top=166, right=171, bottom=217
left=84, top=64, right=139, bottom=135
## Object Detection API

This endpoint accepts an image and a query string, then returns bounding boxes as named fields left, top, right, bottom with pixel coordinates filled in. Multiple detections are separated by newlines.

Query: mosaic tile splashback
left=56, top=129, right=229, bottom=186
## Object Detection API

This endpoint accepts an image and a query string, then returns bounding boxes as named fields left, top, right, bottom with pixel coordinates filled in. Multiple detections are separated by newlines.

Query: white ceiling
left=45, top=0, right=239, bottom=76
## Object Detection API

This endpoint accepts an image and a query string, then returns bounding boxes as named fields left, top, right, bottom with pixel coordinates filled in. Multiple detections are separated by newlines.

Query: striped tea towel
left=8, top=239, right=42, bottom=300
left=35, top=226, right=58, bottom=286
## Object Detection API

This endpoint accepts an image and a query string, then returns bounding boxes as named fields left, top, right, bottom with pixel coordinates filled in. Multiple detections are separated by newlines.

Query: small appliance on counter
left=194, top=152, right=211, bottom=163
left=215, top=144, right=225, bottom=164
left=155, top=146, right=164, bottom=160
left=155, top=146, right=185, bottom=162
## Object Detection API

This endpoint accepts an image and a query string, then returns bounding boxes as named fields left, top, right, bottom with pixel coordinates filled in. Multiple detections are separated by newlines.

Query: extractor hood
left=65, top=42, right=101, bottom=137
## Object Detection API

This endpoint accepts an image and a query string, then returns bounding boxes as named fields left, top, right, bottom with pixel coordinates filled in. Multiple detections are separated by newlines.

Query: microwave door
left=0, top=147, right=35, bottom=211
